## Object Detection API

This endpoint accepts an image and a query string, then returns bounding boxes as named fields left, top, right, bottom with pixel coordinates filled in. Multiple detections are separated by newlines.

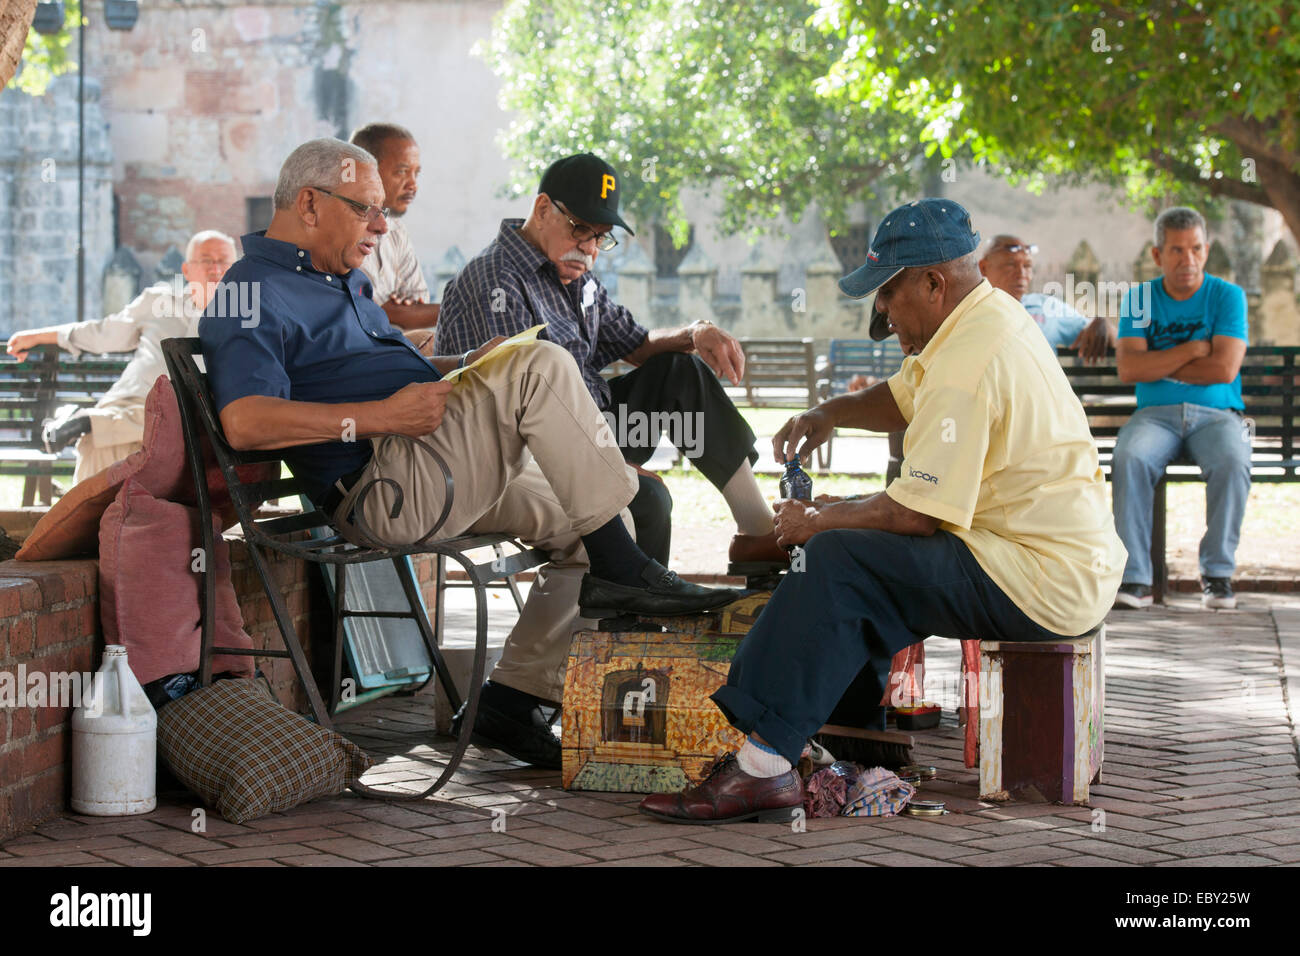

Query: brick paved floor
left=4, top=595, right=1298, bottom=867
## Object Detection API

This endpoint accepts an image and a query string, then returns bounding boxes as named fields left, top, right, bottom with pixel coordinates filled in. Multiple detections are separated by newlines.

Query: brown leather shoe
left=728, top=531, right=789, bottom=568
left=639, top=753, right=804, bottom=824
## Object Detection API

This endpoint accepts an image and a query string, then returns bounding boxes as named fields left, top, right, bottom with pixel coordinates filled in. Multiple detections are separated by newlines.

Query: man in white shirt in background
left=6, top=230, right=237, bottom=483
left=349, top=122, right=440, bottom=333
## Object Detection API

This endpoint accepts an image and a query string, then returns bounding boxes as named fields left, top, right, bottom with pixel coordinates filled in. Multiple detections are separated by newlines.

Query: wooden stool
left=976, top=626, right=1105, bottom=804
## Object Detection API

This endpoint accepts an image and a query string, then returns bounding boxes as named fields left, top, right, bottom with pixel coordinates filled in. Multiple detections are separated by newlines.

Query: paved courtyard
left=2, top=595, right=1299, bottom=868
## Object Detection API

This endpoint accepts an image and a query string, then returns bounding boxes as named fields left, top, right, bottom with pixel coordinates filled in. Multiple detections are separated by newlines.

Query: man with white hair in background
left=6, top=230, right=238, bottom=483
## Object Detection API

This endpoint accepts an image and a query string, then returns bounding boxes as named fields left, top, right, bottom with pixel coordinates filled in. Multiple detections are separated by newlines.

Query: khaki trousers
left=335, top=340, right=638, bottom=702
left=72, top=404, right=147, bottom=485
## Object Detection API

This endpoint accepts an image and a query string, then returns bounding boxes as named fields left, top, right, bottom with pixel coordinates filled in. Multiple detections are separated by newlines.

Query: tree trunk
left=1254, top=155, right=1300, bottom=252
left=0, top=0, right=39, bottom=89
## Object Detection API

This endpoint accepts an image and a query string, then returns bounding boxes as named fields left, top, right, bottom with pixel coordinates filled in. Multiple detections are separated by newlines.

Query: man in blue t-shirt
left=1112, top=207, right=1250, bottom=610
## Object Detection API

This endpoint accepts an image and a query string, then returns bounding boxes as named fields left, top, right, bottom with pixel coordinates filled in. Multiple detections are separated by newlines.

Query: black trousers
left=627, top=472, right=672, bottom=566
left=606, top=352, right=759, bottom=562
left=606, top=352, right=759, bottom=488
left=711, top=529, right=1087, bottom=764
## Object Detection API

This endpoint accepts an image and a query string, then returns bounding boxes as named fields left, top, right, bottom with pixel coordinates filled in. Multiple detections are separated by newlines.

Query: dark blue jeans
left=712, top=528, right=1091, bottom=764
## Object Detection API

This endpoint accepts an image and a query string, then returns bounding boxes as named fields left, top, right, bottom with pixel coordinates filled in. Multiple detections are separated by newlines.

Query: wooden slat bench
left=1062, top=345, right=1300, bottom=603
left=0, top=343, right=132, bottom=505
left=734, top=337, right=817, bottom=408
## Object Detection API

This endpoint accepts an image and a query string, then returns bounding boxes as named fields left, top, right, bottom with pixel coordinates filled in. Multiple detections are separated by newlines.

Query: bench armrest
left=346, top=433, right=456, bottom=551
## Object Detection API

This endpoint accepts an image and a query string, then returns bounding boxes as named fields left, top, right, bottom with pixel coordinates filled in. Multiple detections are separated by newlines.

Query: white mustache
left=561, top=250, right=593, bottom=268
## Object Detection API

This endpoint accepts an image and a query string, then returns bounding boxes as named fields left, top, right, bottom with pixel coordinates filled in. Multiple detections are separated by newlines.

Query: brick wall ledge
left=0, top=560, right=100, bottom=844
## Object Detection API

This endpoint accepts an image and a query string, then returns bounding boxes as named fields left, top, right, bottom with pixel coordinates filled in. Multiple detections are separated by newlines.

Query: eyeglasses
left=554, top=201, right=618, bottom=252
left=996, top=243, right=1038, bottom=256
left=188, top=258, right=234, bottom=269
left=313, top=187, right=387, bottom=224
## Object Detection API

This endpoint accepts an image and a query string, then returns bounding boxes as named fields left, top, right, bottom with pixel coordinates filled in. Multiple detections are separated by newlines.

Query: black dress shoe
left=579, top=560, right=740, bottom=619
left=41, top=409, right=91, bottom=454
left=451, top=683, right=561, bottom=770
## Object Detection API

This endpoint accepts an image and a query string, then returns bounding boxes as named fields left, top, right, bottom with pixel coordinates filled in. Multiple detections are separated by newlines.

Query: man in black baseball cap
left=538, top=153, right=636, bottom=237
left=435, top=151, right=786, bottom=763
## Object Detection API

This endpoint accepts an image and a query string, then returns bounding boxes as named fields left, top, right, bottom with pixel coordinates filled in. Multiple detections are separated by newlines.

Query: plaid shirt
left=434, top=219, right=648, bottom=409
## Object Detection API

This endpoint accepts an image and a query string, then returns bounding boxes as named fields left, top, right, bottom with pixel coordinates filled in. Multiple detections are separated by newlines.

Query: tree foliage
left=814, top=0, right=1300, bottom=240
left=6, top=0, right=79, bottom=96
left=482, top=0, right=928, bottom=243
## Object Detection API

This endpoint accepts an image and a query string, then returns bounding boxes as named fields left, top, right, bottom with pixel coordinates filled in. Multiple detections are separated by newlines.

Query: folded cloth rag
left=803, top=761, right=855, bottom=818
left=842, top=766, right=916, bottom=818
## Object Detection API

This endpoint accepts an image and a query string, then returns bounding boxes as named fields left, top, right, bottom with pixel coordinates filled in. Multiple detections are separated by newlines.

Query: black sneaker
left=1113, top=583, right=1152, bottom=609
left=1201, top=576, right=1237, bottom=609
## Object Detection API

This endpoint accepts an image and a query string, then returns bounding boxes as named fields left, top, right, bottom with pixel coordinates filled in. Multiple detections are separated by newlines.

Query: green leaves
left=9, top=0, right=81, bottom=96
left=819, top=0, right=1299, bottom=229
left=483, top=0, right=1300, bottom=242
left=484, top=0, right=929, bottom=243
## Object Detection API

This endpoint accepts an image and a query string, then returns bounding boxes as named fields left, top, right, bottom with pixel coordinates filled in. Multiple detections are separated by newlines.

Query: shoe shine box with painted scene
left=560, top=596, right=771, bottom=793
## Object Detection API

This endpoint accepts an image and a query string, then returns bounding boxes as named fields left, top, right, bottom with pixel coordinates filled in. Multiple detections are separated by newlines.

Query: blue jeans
left=1111, top=403, right=1251, bottom=584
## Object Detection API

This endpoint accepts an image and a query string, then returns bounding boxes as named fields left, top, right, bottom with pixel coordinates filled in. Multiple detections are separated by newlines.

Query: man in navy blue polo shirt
left=199, top=138, right=736, bottom=768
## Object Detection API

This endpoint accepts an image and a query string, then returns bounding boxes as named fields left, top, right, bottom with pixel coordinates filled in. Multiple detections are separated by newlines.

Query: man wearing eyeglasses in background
left=348, top=123, right=440, bottom=333
left=436, top=153, right=780, bottom=585
left=979, top=234, right=1116, bottom=362
left=6, top=229, right=237, bottom=483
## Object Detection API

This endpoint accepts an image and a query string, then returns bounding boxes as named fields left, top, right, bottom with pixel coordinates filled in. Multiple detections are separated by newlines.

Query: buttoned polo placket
left=269, top=240, right=434, bottom=369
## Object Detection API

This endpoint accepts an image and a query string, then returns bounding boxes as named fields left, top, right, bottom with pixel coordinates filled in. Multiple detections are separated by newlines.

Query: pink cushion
left=98, top=477, right=254, bottom=686
left=131, top=375, right=190, bottom=500
left=17, top=376, right=276, bottom=561
left=18, top=376, right=186, bottom=561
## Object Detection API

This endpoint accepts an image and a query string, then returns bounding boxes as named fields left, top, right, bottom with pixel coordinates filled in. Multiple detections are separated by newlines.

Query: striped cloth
left=157, top=678, right=371, bottom=824
left=842, top=767, right=917, bottom=818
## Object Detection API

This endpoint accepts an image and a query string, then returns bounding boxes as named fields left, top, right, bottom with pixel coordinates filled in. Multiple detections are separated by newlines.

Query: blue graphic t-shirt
left=1117, top=274, right=1247, bottom=410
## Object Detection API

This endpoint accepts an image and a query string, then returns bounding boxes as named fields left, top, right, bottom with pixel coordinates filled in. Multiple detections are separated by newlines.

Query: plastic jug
left=71, top=645, right=157, bottom=815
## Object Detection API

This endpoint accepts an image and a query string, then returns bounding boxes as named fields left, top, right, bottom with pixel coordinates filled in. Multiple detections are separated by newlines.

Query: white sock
left=737, top=737, right=792, bottom=777
left=722, top=462, right=775, bottom=536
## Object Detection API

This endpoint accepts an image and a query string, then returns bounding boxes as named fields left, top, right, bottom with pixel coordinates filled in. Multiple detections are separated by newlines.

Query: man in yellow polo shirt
left=640, top=198, right=1126, bottom=824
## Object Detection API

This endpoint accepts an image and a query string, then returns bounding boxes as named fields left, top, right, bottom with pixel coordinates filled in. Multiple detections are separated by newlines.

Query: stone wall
left=0, top=75, right=113, bottom=337
left=0, top=561, right=99, bottom=842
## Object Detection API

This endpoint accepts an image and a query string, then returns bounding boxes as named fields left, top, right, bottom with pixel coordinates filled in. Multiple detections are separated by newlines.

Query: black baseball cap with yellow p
left=538, top=153, right=635, bottom=236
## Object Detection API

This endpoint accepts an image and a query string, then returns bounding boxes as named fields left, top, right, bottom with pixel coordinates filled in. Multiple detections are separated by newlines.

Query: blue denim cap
left=839, top=198, right=981, bottom=340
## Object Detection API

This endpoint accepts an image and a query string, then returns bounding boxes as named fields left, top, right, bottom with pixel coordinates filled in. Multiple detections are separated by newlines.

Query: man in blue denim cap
left=640, top=198, right=1125, bottom=824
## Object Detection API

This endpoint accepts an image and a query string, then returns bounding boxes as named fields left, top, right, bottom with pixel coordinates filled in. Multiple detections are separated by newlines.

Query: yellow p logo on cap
left=601, top=174, right=616, bottom=199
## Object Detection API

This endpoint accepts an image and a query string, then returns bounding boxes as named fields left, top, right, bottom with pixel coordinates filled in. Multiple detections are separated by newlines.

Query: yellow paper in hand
left=441, top=323, right=547, bottom=383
